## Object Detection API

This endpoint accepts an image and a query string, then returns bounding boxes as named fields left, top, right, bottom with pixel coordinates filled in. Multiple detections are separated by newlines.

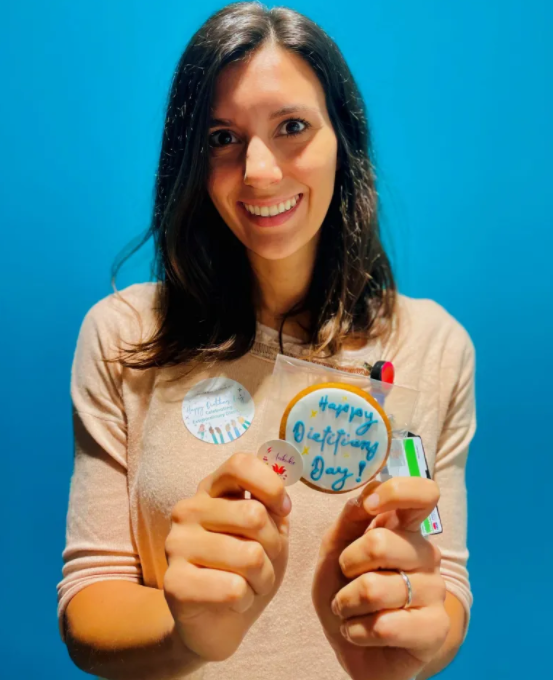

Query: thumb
left=319, top=480, right=382, bottom=558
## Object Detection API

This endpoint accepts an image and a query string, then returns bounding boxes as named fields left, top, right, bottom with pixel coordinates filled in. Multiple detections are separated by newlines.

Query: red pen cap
left=370, top=360, right=395, bottom=384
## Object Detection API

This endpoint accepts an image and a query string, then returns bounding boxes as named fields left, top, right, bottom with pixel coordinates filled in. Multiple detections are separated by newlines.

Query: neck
left=249, top=239, right=318, bottom=339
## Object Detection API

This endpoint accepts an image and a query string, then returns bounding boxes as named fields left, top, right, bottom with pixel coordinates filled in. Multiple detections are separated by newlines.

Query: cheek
left=207, top=165, right=235, bottom=206
left=207, top=172, right=245, bottom=238
left=296, top=138, right=338, bottom=184
left=208, top=190, right=232, bottom=224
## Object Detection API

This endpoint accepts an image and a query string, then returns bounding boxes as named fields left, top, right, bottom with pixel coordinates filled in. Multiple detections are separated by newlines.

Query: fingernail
left=365, top=493, right=380, bottom=510
left=331, top=598, right=340, bottom=616
left=281, top=493, right=292, bottom=515
left=340, top=623, right=350, bottom=641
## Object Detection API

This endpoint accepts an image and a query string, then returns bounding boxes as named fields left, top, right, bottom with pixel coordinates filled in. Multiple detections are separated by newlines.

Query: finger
left=199, top=453, right=291, bottom=518
left=318, top=492, right=379, bottom=562
left=359, top=477, right=440, bottom=532
left=332, top=570, right=446, bottom=619
left=170, top=496, right=285, bottom=560
left=164, top=559, right=255, bottom=616
left=311, top=494, right=377, bottom=640
left=339, top=528, right=439, bottom=579
left=340, top=605, right=450, bottom=653
left=199, top=498, right=283, bottom=561
left=314, top=478, right=415, bottom=560
left=173, top=528, right=276, bottom=596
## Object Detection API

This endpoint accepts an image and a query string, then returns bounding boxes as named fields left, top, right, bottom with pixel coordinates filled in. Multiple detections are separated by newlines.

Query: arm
left=418, top=321, right=477, bottom=678
left=59, top=297, right=289, bottom=677
left=63, top=432, right=290, bottom=679
left=58, top=299, right=203, bottom=679
left=65, top=581, right=203, bottom=680
left=312, top=317, right=477, bottom=680
left=415, top=591, right=465, bottom=680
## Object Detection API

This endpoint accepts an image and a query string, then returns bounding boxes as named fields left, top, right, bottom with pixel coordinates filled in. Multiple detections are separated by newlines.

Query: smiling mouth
left=238, top=193, right=304, bottom=228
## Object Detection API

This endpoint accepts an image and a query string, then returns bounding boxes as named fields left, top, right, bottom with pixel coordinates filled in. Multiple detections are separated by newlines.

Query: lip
left=238, top=193, right=304, bottom=228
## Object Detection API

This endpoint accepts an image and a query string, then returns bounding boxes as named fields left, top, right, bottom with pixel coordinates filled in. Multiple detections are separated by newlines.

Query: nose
left=243, top=137, right=283, bottom=187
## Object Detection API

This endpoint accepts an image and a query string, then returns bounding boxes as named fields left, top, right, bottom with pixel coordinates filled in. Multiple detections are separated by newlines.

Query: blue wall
left=1, top=1, right=551, bottom=676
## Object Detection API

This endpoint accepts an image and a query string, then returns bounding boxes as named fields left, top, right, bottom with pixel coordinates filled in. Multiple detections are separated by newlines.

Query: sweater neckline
left=251, top=321, right=387, bottom=372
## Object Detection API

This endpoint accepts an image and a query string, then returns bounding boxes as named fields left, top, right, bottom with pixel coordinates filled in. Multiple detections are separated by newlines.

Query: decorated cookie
left=279, top=382, right=391, bottom=493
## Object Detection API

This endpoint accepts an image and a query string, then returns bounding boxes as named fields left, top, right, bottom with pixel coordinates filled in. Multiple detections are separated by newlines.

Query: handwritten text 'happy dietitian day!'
left=291, top=392, right=382, bottom=491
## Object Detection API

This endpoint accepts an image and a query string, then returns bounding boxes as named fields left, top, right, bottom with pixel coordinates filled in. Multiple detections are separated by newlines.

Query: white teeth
left=244, top=194, right=300, bottom=216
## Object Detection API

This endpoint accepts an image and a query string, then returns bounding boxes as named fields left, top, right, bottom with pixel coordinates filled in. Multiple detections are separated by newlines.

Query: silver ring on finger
left=398, top=570, right=413, bottom=609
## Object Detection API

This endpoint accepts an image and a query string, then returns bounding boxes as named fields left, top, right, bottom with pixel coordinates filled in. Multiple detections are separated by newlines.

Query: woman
left=57, top=3, right=476, bottom=679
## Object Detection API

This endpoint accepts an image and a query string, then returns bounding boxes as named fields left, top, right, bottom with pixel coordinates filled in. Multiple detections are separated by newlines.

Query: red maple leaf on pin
left=272, top=464, right=286, bottom=475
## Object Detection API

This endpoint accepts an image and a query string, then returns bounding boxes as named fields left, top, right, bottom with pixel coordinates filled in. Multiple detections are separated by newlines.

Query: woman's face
left=207, top=44, right=339, bottom=262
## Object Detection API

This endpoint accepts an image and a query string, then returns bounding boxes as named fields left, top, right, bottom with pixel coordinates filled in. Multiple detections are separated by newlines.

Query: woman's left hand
left=312, top=477, right=450, bottom=680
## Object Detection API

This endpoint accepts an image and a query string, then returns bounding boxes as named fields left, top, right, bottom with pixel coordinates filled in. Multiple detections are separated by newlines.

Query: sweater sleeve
left=56, top=298, right=143, bottom=642
left=430, top=320, right=477, bottom=637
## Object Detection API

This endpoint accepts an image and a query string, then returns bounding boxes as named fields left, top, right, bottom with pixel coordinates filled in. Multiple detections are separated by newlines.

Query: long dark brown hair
left=114, top=1, right=396, bottom=369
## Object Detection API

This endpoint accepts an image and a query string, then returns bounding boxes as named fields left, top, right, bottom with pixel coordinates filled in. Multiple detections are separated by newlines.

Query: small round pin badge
left=181, top=377, right=254, bottom=445
left=256, top=440, right=304, bottom=486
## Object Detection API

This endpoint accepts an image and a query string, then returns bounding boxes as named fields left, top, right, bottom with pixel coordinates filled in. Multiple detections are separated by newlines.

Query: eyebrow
left=209, top=105, right=322, bottom=128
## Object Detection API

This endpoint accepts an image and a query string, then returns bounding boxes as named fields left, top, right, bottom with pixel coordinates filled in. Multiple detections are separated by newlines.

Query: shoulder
left=389, top=294, right=476, bottom=436
left=391, top=293, right=475, bottom=370
left=78, top=282, right=160, bottom=354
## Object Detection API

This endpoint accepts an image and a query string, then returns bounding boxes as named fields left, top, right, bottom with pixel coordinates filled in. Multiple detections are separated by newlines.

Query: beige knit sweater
left=57, top=282, right=476, bottom=680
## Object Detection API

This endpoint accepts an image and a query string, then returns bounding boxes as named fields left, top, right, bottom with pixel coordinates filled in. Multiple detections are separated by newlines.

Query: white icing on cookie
left=280, top=383, right=391, bottom=493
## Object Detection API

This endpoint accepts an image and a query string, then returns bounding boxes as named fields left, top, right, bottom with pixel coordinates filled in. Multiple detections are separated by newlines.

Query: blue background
left=1, top=0, right=551, bottom=677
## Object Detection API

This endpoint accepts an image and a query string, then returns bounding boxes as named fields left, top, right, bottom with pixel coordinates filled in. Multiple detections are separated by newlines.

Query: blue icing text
left=293, top=420, right=304, bottom=443
left=293, top=422, right=379, bottom=461
left=318, top=394, right=379, bottom=436
left=292, top=391, right=383, bottom=491
left=310, top=455, right=354, bottom=492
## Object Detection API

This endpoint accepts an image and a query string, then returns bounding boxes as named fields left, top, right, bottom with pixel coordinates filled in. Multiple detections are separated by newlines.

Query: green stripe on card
left=423, top=518, right=432, bottom=534
left=404, top=438, right=421, bottom=477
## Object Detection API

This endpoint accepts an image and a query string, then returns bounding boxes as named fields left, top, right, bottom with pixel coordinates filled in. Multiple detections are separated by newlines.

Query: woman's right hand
left=163, top=452, right=291, bottom=661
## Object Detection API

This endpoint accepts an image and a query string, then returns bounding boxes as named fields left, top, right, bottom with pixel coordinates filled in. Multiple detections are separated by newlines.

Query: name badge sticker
left=182, top=377, right=254, bottom=445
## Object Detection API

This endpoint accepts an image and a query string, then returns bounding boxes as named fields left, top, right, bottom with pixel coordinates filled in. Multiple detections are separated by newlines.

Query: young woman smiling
left=58, top=3, right=476, bottom=680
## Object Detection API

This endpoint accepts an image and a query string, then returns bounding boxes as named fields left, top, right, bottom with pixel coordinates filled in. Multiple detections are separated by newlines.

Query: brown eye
left=279, top=118, right=311, bottom=137
left=209, top=130, right=237, bottom=149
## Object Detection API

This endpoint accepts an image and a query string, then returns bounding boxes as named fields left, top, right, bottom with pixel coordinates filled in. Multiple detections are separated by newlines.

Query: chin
left=245, top=232, right=317, bottom=262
